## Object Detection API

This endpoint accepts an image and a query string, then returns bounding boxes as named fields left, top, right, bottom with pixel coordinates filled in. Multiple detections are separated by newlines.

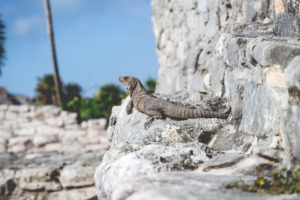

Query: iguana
left=119, top=76, right=230, bottom=129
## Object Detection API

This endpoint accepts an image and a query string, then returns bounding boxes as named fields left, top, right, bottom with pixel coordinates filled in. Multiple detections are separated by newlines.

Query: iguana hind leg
left=144, top=110, right=163, bottom=130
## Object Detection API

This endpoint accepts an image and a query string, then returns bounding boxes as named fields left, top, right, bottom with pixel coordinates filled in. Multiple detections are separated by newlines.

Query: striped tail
left=165, top=104, right=230, bottom=120
left=190, top=109, right=229, bottom=119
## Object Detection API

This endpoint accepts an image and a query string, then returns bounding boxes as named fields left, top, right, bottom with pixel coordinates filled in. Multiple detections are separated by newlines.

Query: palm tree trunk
left=44, top=0, right=63, bottom=106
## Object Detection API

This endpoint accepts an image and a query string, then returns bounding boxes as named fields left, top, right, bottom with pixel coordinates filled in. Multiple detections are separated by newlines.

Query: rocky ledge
left=94, top=97, right=298, bottom=200
left=1, top=149, right=106, bottom=200
left=0, top=105, right=108, bottom=200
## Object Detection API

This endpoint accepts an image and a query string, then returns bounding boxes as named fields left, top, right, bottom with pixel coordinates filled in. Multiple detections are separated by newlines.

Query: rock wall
left=0, top=105, right=107, bottom=153
left=152, top=0, right=300, bottom=97
left=0, top=105, right=108, bottom=200
left=152, top=0, right=300, bottom=166
left=94, top=0, right=300, bottom=199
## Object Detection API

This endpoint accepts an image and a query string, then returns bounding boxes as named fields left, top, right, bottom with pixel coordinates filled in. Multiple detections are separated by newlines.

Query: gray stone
left=239, top=82, right=288, bottom=136
left=0, top=137, right=7, bottom=152
left=274, top=13, right=300, bottom=37
left=281, top=106, right=300, bottom=166
left=59, top=164, right=95, bottom=188
left=111, top=172, right=285, bottom=200
left=224, top=67, right=263, bottom=119
left=8, top=137, right=31, bottom=152
left=210, top=57, right=226, bottom=97
left=202, top=153, right=246, bottom=172
left=285, top=56, right=300, bottom=93
left=15, top=167, right=61, bottom=191
left=249, top=37, right=300, bottom=68
left=47, top=187, right=97, bottom=200
left=32, top=135, right=58, bottom=147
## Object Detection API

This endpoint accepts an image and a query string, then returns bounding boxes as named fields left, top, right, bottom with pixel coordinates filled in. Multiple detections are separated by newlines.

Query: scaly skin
left=119, top=76, right=230, bottom=129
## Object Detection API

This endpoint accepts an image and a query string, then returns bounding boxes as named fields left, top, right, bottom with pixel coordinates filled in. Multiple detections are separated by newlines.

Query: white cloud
left=13, top=15, right=42, bottom=36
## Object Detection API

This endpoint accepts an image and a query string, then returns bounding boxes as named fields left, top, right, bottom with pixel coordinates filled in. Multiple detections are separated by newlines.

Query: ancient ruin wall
left=152, top=0, right=300, bottom=166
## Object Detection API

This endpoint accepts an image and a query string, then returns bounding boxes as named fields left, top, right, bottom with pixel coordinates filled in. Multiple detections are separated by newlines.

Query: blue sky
left=0, top=0, right=158, bottom=97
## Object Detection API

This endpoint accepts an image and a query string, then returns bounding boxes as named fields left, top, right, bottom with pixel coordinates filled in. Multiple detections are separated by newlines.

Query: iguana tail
left=164, top=104, right=230, bottom=120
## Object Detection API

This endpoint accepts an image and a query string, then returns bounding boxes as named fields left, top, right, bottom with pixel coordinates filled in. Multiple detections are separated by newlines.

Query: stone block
left=15, top=168, right=61, bottom=191
left=285, top=56, right=300, bottom=91
left=14, top=127, right=36, bottom=136
left=36, top=126, right=61, bottom=136
left=43, top=142, right=62, bottom=152
left=224, top=35, right=250, bottom=68
left=47, top=187, right=97, bottom=200
left=33, top=135, right=58, bottom=147
left=86, top=118, right=106, bottom=130
left=59, top=164, right=95, bottom=188
left=239, top=82, right=288, bottom=136
left=210, top=57, right=225, bottom=97
left=264, top=66, right=286, bottom=88
left=281, top=106, right=300, bottom=165
left=45, top=117, right=64, bottom=127
left=250, top=38, right=300, bottom=68
left=274, top=13, right=300, bottom=37
left=0, top=137, right=7, bottom=152
left=59, top=130, right=87, bottom=144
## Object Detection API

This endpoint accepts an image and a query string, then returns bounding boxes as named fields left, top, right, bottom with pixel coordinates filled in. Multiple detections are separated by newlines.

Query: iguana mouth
left=119, top=76, right=130, bottom=89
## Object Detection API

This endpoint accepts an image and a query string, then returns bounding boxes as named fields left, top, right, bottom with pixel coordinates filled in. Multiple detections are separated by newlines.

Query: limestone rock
left=239, top=82, right=288, bottom=136
left=59, top=164, right=95, bottom=188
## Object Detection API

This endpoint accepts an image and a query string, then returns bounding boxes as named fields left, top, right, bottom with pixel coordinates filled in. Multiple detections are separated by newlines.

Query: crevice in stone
left=257, top=153, right=281, bottom=163
left=288, top=87, right=300, bottom=105
left=65, top=184, right=95, bottom=190
left=193, top=49, right=203, bottom=73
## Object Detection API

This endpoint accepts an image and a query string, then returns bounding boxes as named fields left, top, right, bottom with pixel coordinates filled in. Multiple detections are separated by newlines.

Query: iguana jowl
left=119, top=76, right=230, bottom=129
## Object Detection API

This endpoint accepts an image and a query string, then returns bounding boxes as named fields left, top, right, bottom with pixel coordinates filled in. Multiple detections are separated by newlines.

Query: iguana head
left=119, top=76, right=138, bottom=90
left=119, top=76, right=145, bottom=96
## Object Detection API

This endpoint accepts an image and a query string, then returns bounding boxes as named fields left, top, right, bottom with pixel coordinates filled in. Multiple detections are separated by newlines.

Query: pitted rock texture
left=151, top=0, right=300, bottom=168
left=95, top=0, right=300, bottom=199
left=0, top=105, right=109, bottom=200
left=152, top=0, right=300, bottom=97
left=94, top=97, right=294, bottom=199
left=0, top=105, right=108, bottom=153
left=0, top=150, right=106, bottom=200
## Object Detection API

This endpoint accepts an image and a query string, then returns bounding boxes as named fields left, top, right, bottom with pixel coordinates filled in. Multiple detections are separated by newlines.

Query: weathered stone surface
left=0, top=105, right=108, bottom=199
left=47, top=187, right=97, bottom=200
left=281, top=106, right=300, bottom=166
left=285, top=56, right=300, bottom=97
left=0, top=105, right=107, bottom=153
left=1, top=149, right=106, bottom=200
left=239, top=82, right=288, bottom=136
left=250, top=38, right=300, bottom=68
left=0, top=169, right=15, bottom=196
left=94, top=1, right=300, bottom=199
left=59, top=164, right=95, bottom=188
left=111, top=172, right=296, bottom=200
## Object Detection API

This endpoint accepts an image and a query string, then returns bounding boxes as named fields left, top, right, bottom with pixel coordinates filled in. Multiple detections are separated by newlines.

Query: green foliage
left=62, top=83, right=82, bottom=118
left=145, top=78, right=156, bottom=93
left=36, top=74, right=57, bottom=105
left=78, top=97, right=100, bottom=121
left=78, top=84, right=125, bottom=123
left=226, top=167, right=300, bottom=194
left=94, top=84, right=125, bottom=120
left=64, top=83, right=82, bottom=103
left=35, top=74, right=82, bottom=108
left=0, top=14, right=5, bottom=74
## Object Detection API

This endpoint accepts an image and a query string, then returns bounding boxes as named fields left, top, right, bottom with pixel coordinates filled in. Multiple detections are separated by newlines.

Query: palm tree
left=0, top=14, right=5, bottom=75
left=43, top=0, right=63, bottom=106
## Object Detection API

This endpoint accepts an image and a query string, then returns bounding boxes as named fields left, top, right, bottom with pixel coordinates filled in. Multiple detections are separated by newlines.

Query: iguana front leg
left=126, top=100, right=134, bottom=114
left=144, top=110, right=163, bottom=130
